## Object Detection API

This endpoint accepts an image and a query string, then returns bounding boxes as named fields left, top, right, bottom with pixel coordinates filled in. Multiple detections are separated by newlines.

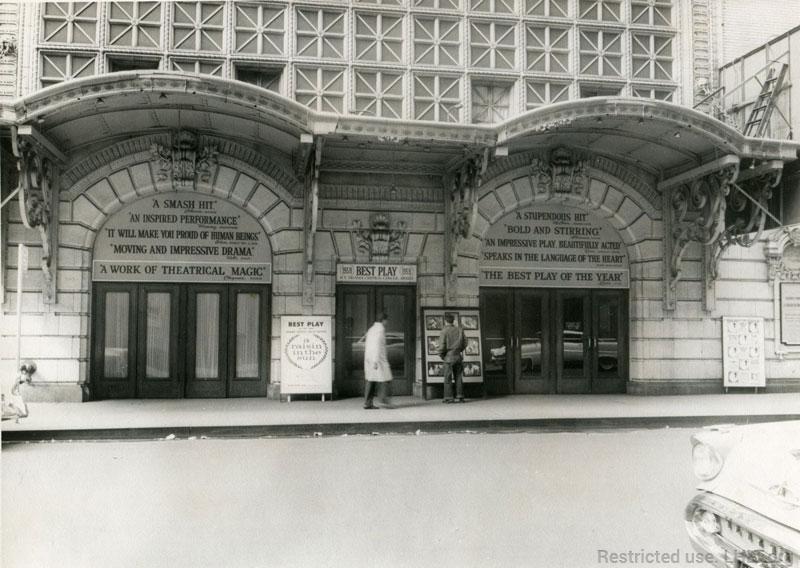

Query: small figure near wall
left=2, top=362, right=34, bottom=423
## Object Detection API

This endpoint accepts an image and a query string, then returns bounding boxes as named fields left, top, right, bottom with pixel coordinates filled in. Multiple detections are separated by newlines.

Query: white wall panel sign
left=780, top=282, right=800, bottom=345
left=480, top=204, right=629, bottom=289
left=722, top=317, right=766, bottom=388
left=281, top=316, right=332, bottom=395
left=337, top=263, right=417, bottom=283
left=92, top=193, right=272, bottom=283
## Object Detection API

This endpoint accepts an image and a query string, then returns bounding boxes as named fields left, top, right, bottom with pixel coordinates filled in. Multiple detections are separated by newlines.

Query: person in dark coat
left=437, top=313, right=466, bottom=403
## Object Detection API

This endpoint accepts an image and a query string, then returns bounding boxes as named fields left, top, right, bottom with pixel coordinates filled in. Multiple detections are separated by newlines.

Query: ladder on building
left=742, top=63, right=789, bottom=137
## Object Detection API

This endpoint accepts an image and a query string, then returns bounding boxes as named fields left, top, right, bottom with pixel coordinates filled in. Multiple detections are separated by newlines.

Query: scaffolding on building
left=695, top=24, right=798, bottom=141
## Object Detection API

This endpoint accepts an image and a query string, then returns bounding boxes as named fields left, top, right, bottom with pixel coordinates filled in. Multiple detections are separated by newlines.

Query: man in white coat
left=363, top=312, right=393, bottom=409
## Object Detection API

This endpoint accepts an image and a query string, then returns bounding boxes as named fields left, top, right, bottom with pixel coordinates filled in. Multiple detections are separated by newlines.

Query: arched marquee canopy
left=3, top=72, right=800, bottom=309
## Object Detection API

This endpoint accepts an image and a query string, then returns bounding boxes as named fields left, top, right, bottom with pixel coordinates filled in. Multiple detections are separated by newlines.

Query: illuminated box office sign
left=479, top=204, right=629, bottom=289
left=337, top=263, right=417, bottom=283
left=92, top=193, right=272, bottom=284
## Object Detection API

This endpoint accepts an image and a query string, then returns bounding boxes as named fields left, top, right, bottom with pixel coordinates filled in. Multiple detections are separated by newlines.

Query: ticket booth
left=334, top=264, right=417, bottom=399
left=479, top=204, right=629, bottom=395
left=90, top=193, right=272, bottom=399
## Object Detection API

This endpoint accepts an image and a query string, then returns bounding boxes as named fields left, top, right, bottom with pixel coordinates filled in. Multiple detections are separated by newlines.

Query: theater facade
left=2, top=2, right=800, bottom=402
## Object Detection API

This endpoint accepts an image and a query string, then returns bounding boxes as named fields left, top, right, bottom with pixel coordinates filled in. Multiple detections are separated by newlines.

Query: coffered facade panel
left=23, top=0, right=680, bottom=122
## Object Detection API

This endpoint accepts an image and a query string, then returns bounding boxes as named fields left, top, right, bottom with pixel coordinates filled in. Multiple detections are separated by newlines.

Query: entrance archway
left=478, top=203, right=630, bottom=394
left=90, top=192, right=273, bottom=399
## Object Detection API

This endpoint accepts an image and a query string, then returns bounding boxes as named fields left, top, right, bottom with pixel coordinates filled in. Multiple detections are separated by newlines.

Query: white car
left=685, top=420, right=800, bottom=567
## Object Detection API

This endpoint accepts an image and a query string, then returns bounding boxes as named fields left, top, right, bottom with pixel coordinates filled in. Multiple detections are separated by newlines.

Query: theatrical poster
left=422, top=307, right=483, bottom=385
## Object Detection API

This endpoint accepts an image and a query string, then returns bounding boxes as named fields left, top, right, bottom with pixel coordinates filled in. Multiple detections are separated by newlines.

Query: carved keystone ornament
left=352, top=213, right=407, bottom=261
left=150, top=130, right=218, bottom=190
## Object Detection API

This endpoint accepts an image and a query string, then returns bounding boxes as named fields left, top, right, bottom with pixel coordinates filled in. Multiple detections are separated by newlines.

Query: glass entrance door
left=592, top=291, right=627, bottom=393
left=479, top=288, right=627, bottom=394
left=92, top=283, right=269, bottom=399
left=137, top=284, right=182, bottom=398
left=335, top=285, right=415, bottom=398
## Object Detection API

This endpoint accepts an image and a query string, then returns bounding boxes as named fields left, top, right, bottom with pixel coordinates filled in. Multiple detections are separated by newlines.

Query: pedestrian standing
left=438, top=313, right=466, bottom=403
left=363, top=312, right=393, bottom=409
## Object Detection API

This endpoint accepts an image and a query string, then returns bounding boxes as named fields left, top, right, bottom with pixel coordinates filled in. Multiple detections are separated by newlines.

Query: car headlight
left=692, top=509, right=721, bottom=535
left=692, top=442, right=724, bottom=480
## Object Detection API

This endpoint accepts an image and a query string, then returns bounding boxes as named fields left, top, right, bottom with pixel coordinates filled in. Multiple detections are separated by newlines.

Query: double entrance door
left=480, top=288, right=627, bottom=394
left=335, top=285, right=415, bottom=398
left=92, top=283, right=269, bottom=399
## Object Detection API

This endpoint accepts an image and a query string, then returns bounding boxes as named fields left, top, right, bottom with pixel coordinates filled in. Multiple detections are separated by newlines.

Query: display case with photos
left=421, top=307, right=483, bottom=384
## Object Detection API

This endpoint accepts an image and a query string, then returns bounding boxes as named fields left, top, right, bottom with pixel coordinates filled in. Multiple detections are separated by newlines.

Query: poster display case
left=421, top=307, right=484, bottom=388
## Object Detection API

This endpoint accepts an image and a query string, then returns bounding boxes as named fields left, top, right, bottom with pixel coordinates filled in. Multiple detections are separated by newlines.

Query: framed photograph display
left=421, top=307, right=484, bottom=386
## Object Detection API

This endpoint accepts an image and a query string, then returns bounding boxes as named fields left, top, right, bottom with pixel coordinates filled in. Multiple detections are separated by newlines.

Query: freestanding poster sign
left=280, top=316, right=332, bottom=400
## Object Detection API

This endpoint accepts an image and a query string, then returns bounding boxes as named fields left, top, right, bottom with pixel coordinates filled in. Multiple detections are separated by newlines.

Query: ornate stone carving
left=150, top=130, right=217, bottom=190
left=0, top=36, right=16, bottom=60
left=449, top=153, right=484, bottom=269
left=531, top=147, right=588, bottom=199
left=669, top=164, right=738, bottom=284
left=664, top=158, right=782, bottom=312
left=352, top=213, right=407, bottom=261
left=709, top=167, right=782, bottom=281
left=661, top=157, right=740, bottom=311
left=302, top=139, right=322, bottom=306
left=766, top=225, right=800, bottom=359
left=12, top=134, right=60, bottom=302
left=766, top=226, right=800, bottom=282
left=445, top=149, right=489, bottom=301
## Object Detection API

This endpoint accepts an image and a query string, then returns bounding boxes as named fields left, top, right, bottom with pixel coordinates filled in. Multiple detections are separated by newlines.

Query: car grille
left=717, top=516, right=795, bottom=568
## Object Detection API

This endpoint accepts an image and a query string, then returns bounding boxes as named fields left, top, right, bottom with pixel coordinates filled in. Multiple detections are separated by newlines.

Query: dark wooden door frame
left=186, top=284, right=229, bottom=398
left=136, top=283, right=184, bottom=398
left=513, top=289, right=552, bottom=394
left=92, top=282, right=138, bottom=399
left=480, top=287, right=629, bottom=395
left=92, top=283, right=270, bottom=399
left=227, top=285, right=270, bottom=397
left=334, top=284, right=416, bottom=399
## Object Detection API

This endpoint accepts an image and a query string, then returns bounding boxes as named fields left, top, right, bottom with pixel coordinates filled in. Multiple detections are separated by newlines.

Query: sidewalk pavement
left=2, top=393, right=799, bottom=442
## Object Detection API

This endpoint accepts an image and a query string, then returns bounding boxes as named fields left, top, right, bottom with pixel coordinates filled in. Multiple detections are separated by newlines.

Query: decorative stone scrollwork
left=663, top=156, right=785, bottom=312
left=302, top=139, right=322, bottom=306
left=449, top=153, right=484, bottom=272
left=150, top=130, right=218, bottom=190
left=665, top=162, right=739, bottom=308
left=352, top=213, right=407, bottom=261
left=669, top=163, right=738, bottom=285
left=13, top=136, right=59, bottom=302
left=709, top=167, right=782, bottom=281
left=530, top=146, right=588, bottom=199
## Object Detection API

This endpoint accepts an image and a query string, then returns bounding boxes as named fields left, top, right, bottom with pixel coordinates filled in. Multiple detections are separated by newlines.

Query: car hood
left=696, top=421, right=800, bottom=531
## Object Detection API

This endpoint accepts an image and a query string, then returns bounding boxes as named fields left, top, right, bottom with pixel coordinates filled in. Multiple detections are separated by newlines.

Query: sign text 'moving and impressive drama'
left=92, top=193, right=272, bottom=283
left=480, top=203, right=629, bottom=289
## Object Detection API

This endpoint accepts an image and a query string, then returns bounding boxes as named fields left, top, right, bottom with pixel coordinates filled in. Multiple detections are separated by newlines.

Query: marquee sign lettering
left=92, top=193, right=272, bottom=283
left=480, top=204, right=629, bottom=289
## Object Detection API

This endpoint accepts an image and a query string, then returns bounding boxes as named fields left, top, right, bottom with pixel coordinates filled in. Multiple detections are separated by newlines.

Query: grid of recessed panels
left=35, top=0, right=678, bottom=123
